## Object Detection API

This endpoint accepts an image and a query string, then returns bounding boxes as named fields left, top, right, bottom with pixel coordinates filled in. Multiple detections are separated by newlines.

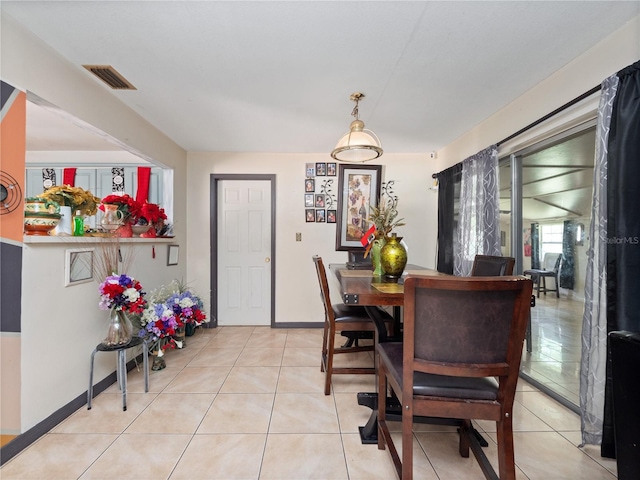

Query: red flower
left=99, top=194, right=142, bottom=222
left=139, top=202, right=167, bottom=224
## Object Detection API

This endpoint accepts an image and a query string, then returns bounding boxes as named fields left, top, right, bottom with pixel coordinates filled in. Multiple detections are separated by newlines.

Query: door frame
left=209, top=174, right=276, bottom=328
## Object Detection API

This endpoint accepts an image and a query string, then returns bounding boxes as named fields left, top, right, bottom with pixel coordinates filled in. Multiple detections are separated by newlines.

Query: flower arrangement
left=137, top=201, right=167, bottom=225
left=37, top=185, right=100, bottom=216
left=368, top=181, right=405, bottom=239
left=100, top=193, right=142, bottom=224
left=98, top=274, right=147, bottom=314
left=137, top=280, right=208, bottom=352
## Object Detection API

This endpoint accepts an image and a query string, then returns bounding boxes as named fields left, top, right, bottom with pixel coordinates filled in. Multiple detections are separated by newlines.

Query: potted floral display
left=134, top=201, right=168, bottom=237
left=98, top=273, right=147, bottom=346
left=37, top=185, right=100, bottom=235
left=99, top=194, right=141, bottom=237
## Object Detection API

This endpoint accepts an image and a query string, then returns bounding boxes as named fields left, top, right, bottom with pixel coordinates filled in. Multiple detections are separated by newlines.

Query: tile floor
left=1, top=326, right=617, bottom=479
left=521, top=294, right=584, bottom=406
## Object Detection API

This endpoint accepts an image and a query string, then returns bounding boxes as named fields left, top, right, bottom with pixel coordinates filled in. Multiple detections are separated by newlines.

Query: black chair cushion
left=377, top=342, right=499, bottom=401
left=333, top=304, right=393, bottom=323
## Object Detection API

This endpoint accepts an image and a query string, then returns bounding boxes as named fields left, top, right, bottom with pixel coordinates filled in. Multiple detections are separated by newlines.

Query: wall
left=436, top=15, right=640, bottom=170
left=1, top=13, right=188, bottom=434
left=187, top=153, right=438, bottom=326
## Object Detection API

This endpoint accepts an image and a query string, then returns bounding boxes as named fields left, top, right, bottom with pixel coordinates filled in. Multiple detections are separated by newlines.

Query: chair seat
left=523, top=268, right=555, bottom=277
left=378, top=342, right=499, bottom=401
left=333, top=304, right=393, bottom=325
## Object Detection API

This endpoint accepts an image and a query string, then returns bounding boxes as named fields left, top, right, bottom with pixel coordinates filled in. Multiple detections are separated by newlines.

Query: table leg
left=87, top=348, right=98, bottom=410
left=118, top=350, right=127, bottom=411
left=143, top=339, right=149, bottom=393
left=357, top=306, right=401, bottom=444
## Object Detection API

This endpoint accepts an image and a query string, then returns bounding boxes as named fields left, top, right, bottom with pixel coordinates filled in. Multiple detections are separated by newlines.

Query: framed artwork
left=168, top=245, right=180, bottom=266
left=65, top=248, right=94, bottom=286
left=315, top=194, right=325, bottom=208
left=305, top=178, right=315, bottom=192
left=335, top=164, right=382, bottom=251
left=305, top=208, right=315, bottom=222
left=327, top=209, right=337, bottom=223
left=305, top=194, right=314, bottom=207
left=316, top=209, right=326, bottom=223
left=315, top=162, right=326, bottom=176
left=327, top=162, right=337, bottom=176
left=305, top=163, right=315, bottom=177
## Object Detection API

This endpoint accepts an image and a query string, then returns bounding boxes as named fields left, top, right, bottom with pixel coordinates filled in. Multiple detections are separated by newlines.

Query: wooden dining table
left=329, top=263, right=448, bottom=444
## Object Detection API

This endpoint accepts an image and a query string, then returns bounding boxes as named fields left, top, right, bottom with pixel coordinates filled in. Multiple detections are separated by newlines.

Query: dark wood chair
left=377, top=275, right=533, bottom=480
left=313, top=255, right=394, bottom=395
left=471, top=254, right=515, bottom=276
left=471, top=254, right=532, bottom=353
left=523, top=253, right=562, bottom=298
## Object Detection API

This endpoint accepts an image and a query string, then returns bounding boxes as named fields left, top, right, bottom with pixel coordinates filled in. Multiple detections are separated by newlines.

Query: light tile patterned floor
left=1, top=327, right=617, bottom=479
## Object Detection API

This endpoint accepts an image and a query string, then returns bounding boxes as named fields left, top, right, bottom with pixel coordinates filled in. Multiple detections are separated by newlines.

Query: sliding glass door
left=502, top=124, right=595, bottom=410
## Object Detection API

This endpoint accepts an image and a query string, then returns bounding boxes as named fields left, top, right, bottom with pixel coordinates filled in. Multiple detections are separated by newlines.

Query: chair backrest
left=312, top=255, right=333, bottom=320
left=471, top=255, right=515, bottom=276
left=542, top=252, right=562, bottom=272
left=402, top=275, right=532, bottom=399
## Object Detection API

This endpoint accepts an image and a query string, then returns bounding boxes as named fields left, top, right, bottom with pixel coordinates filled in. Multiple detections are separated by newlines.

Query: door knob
left=265, top=257, right=271, bottom=263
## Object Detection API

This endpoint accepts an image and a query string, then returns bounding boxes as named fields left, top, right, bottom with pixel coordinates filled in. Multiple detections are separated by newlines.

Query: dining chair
left=471, top=254, right=532, bottom=353
left=377, top=275, right=533, bottom=480
left=471, top=254, right=515, bottom=276
left=312, top=255, right=394, bottom=395
left=523, top=252, right=562, bottom=298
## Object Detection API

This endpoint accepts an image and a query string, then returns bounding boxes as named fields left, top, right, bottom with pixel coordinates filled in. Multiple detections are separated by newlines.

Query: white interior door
left=217, top=180, right=272, bottom=326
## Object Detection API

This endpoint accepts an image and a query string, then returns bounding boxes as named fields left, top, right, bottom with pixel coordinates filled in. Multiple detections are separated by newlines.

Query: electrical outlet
left=296, top=232, right=302, bottom=242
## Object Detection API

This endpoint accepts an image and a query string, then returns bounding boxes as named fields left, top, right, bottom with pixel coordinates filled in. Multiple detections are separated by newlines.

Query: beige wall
left=187, top=153, right=438, bottom=325
left=436, top=15, right=640, bottom=169
left=1, top=13, right=188, bottom=432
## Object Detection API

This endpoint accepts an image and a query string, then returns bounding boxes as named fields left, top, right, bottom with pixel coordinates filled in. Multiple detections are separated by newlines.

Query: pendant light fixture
left=331, top=92, right=383, bottom=163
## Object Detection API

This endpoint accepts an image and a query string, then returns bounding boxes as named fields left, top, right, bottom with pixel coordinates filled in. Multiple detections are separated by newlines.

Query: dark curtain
left=560, top=220, right=575, bottom=289
left=436, top=164, right=462, bottom=274
left=602, top=60, right=640, bottom=459
left=530, top=223, right=540, bottom=269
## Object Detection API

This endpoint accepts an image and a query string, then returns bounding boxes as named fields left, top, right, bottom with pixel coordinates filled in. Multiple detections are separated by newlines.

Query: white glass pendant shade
left=331, top=121, right=383, bottom=163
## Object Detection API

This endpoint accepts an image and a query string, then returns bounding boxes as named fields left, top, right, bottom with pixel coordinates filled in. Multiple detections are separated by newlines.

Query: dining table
left=329, top=263, right=448, bottom=444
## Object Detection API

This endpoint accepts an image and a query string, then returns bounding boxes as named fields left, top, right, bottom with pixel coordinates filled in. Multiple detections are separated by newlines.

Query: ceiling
left=3, top=1, right=638, bottom=156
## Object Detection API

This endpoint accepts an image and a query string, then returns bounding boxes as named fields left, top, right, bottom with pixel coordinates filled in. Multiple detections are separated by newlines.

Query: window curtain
left=436, top=164, right=462, bottom=274
left=531, top=222, right=541, bottom=269
left=454, top=145, right=501, bottom=276
left=600, top=60, right=640, bottom=458
left=579, top=62, right=640, bottom=450
left=560, top=220, right=575, bottom=289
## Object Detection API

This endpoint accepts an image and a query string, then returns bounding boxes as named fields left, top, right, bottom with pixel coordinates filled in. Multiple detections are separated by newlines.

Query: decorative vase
left=116, top=222, right=133, bottom=238
left=173, top=325, right=186, bottom=348
left=101, top=203, right=124, bottom=231
left=371, top=237, right=386, bottom=276
left=380, top=233, right=408, bottom=279
left=185, top=323, right=196, bottom=337
left=53, top=205, right=73, bottom=236
left=151, top=342, right=166, bottom=371
left=103, top=308, right=133, bottom=347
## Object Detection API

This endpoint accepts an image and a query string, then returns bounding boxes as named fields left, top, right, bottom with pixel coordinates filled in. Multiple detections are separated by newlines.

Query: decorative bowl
left=131, top=224, right=152, bottom=236
left=24, top=212, right=62, bottom=236
left=24, top=198, right=60, bottom=215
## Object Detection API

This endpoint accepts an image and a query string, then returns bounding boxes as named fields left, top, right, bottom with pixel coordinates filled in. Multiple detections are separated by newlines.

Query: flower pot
left=173, top=326, right=186, bottom=348
left=103, top=309, right=133, bottom=347
left=380, top=233, right=407, bottom=279
left=53, top=206, right=73, bottom=236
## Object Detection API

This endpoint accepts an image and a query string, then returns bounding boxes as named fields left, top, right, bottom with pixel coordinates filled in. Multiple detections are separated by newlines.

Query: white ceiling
left=3, top=1, right=639, bottom=155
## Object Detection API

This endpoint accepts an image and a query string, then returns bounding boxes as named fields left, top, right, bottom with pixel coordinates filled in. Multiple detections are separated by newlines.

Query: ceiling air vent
left=82, top=65, right=136, bottom=90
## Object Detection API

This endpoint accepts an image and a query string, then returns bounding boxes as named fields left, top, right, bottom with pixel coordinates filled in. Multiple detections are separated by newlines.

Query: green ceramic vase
left=371, top=237, right=386, bottom=276
left=380, top=233, right=407, bottom=279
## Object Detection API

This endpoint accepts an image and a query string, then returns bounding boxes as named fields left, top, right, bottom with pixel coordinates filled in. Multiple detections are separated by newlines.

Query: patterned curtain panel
left=580, top=73, right=617, bottom=447
left=531, top=223, right=541, bottom=269
left=454, top=145, right=500, bottom=277
left=560, top=220, right=575, bottom=289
